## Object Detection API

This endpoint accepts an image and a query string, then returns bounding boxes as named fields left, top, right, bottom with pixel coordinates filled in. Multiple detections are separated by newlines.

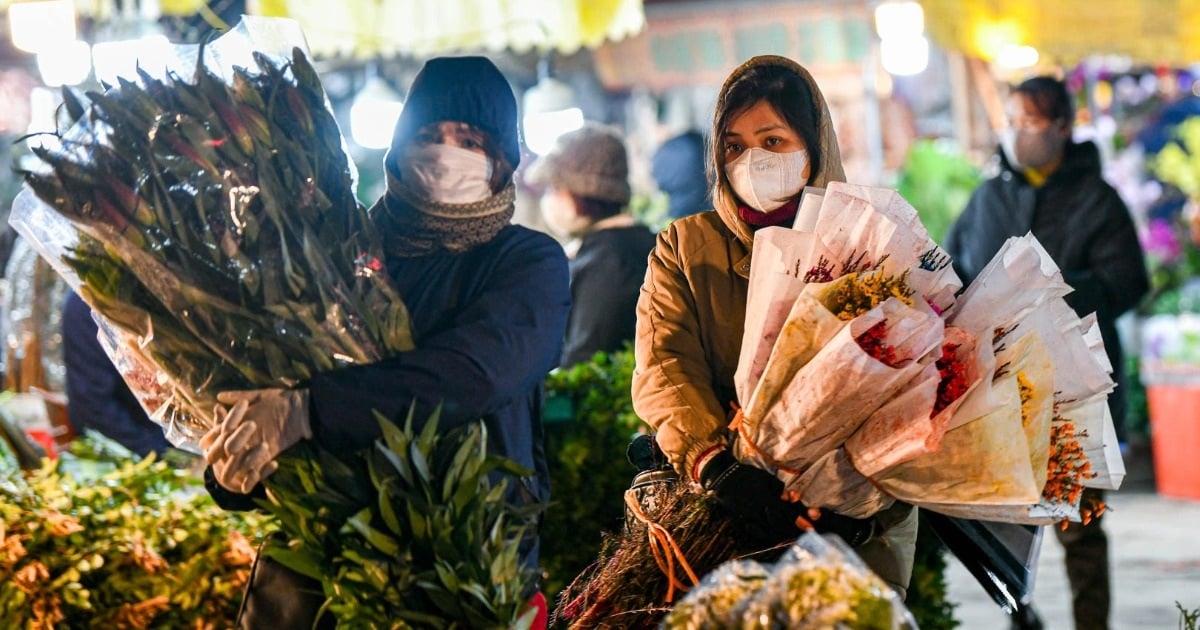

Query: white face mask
left=999, top=128, right=1020, bottom=168
left=399, top=143, right=494, bottom=204
left=540, top=188, right=591, bottom=238
left=724, top=148, right=810, bottom=212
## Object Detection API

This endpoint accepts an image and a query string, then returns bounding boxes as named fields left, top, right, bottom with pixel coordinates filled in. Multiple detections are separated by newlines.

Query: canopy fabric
left=250, top=0, right=646, bottom=58
left=923, top=0, right=1200, bottom=67
left=1, top=0, right=644, bottom=58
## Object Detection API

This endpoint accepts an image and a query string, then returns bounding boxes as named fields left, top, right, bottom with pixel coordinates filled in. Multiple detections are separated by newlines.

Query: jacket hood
left=387, top=56, right=521, bottom=170
left=711, top=55, right=845, bottom=248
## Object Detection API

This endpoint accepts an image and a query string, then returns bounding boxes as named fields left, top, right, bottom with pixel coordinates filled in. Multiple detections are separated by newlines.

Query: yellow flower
left=1017, top=372, right=1034, bottom=427
left=13, top=560, right=50, bottom=594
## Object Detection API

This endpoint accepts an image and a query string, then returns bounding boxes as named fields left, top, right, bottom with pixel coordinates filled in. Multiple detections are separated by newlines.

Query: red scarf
left=737, top=197, right=801, bottom=228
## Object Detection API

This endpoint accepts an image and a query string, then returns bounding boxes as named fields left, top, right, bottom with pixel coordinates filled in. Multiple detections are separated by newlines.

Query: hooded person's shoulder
left=486, top=224, right=570, bottom=266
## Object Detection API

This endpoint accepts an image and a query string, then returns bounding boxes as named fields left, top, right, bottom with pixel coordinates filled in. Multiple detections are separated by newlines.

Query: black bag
left=236, top=536, right=333, bottom=629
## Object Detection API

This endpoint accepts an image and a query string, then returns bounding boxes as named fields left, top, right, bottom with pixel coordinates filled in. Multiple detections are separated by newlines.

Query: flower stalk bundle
left=13, top=24, right=412, bottom=446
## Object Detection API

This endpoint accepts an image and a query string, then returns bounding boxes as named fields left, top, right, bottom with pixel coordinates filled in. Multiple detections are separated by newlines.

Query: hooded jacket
left=944, top=140, right=1148, bottom=438
left=631, top=56, right=918, bottom=594
left=632, top=56, right=845, bottom=479
left=214, top=57, right=571, bottom=572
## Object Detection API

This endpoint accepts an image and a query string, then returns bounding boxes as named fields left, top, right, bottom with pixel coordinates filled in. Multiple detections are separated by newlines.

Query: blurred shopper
left=632, top=55, right=917, bottom=597
left=651, top=129, right=711, bottom=220
left=62, top=290, right=170, bottom=457
left=945, top=76, right=1149, bottom=630
left=528, top=124, right=657, bottom=367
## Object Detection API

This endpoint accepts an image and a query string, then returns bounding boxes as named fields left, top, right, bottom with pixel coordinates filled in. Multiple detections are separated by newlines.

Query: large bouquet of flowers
left=733, top=182, right=1123, bottom=525
left=11, top=18, right=413, bottom=449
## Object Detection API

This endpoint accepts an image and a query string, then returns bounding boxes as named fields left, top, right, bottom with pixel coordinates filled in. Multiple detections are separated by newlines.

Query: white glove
left=199, top=388, right=312, bottom=494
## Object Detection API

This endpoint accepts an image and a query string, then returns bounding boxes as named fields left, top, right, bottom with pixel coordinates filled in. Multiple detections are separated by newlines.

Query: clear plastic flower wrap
left=10, top=17, right=414, bottom=449
left=659, top=559, right=771, bottom=630
left=735, top=533, right=916, bottom=630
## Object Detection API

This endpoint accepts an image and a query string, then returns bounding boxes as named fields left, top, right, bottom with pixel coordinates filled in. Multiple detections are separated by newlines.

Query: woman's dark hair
left=569, top=192, right=623, bottom=222
left=479, top=130, right=515, bottom=192
left=1013, top=76, right=1073, bottom=126
left=713, top=64, right=822, bottom=178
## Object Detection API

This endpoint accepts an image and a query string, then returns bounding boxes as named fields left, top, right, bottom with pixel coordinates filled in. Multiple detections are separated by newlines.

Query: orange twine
left=623, top=489, right=701, bottom=603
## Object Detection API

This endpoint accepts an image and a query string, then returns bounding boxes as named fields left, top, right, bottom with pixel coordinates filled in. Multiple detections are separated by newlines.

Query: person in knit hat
left=527, top=124, right=656, bottom=367
left=201, top=55, right=568, bottom=629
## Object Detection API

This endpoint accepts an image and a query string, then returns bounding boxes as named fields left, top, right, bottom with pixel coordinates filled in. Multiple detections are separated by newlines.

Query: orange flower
left=1043, top=418, right=1097, bottom=508
left=13, top=560, right=50, bottom=594
left=30, top=592, right=65, bottom=629
left=221, top=530, right=255, bottom=567
left=42, top=509, right=85, bottom=537
left=0, top=532, right=28, bottom=567
left=131, top=538, right=169, bottom=574
left=111, top=595, right=170, bottom=629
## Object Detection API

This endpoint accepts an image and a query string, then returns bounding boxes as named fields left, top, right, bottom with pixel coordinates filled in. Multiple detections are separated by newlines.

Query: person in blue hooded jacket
left=199, top=56, right=571, bottom=623
left=62, top=290, right=171, bottom=457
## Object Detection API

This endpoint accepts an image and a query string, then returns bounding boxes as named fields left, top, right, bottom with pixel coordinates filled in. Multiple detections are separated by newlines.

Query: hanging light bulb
left=36, top=40, right=92, bottom=87
left=92, top=35, right=172, bottom=86
left=350, top=74, right=405, bottom=150
left=522, top=55, right=584, bottom=155
left=8, top=0, right=75, bottom=55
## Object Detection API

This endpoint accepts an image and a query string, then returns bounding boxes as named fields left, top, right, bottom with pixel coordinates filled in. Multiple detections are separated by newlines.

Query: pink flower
left=1143, top=218, right=1182, bottom=264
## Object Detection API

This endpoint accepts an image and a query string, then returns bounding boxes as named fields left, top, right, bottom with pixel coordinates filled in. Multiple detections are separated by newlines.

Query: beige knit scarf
left=372, top=172, right=516, bottom=258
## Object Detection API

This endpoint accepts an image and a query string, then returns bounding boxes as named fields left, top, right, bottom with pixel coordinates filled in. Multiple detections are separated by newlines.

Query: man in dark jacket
left=62, top=290, right=170, bottom=457
left=528, top=123, right=657, bottom=367
left=944, top=76, right=1149, bottom=630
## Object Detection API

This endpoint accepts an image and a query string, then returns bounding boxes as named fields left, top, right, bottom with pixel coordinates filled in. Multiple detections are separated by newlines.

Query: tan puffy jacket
left=632, top=55, right=845, bottom=479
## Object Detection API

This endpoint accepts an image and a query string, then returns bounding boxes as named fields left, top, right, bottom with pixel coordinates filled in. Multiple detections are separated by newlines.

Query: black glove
left=699, top=450, right=875, bottom=548
left=626, top=433, right=669, bottom=472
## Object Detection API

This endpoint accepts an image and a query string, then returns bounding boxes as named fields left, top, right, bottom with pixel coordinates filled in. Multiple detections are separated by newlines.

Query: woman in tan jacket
left=631, top=55, right=918, bottom=596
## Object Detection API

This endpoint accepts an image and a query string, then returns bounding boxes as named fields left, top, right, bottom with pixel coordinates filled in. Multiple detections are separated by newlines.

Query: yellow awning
left=1, top=0, right=645, bottom=58
left=250, top=0, right=646, bottom=58
left=923, top=0, right=1200, bottom=66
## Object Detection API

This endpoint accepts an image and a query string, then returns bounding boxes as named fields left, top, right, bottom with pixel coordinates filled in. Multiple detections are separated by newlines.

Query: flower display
left=0, top=436, right=271, bottom=628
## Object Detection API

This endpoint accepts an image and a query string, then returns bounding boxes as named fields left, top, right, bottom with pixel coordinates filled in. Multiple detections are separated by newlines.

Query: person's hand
left=699, top=449, right=875, bottom=548
left=199, top=388, right=311, bottom=494
left=698, top=449, right=812, bottom=548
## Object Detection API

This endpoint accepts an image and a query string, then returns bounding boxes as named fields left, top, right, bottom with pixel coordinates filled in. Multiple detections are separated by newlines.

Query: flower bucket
left=1145, top=383, right=1200, bottom=500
